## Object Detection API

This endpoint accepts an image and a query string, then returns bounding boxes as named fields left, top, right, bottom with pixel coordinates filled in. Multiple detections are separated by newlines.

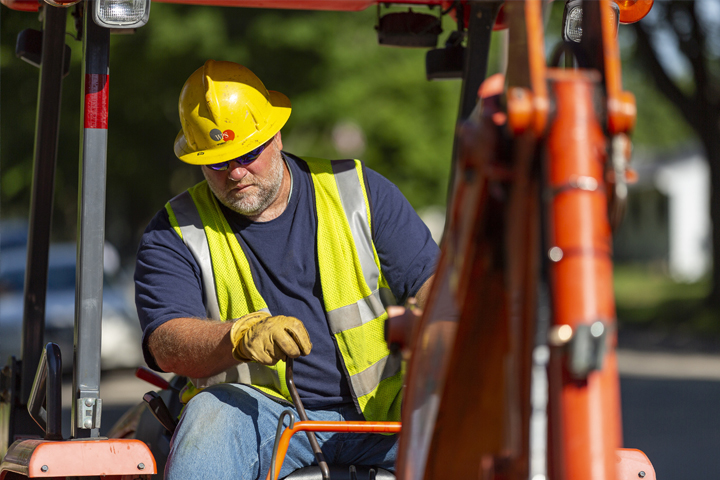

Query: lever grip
left=136, top=366, right=172, bottom=391
left=143, top=391, right=178, bottom=434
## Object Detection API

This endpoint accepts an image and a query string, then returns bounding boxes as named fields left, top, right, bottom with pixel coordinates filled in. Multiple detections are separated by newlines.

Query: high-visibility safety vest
left=165, top=156, right=402, bottom=422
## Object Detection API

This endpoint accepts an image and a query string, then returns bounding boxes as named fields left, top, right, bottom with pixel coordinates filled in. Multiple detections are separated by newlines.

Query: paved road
left=622, top=376, right=720, bottom=478
left=59, top=350, right=720, bottom=478
left=619, top=350, right=720, bottom=479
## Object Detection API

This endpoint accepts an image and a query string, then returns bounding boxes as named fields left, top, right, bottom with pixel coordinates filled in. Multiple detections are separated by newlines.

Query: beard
left=204, top=148, right=285, bottom=218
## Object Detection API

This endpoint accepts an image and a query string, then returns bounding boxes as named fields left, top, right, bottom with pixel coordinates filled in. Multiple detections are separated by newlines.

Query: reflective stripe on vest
left=166, top=185, right=286, bottom=403
left=166, top=156, right=402, bottom=421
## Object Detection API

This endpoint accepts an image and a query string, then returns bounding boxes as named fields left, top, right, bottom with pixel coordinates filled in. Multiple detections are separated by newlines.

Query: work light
left=92, top=0, right=150, bottom=29
left=562, top=0, right=620, bottom=43
left=563, top=1, right=584, bottom=43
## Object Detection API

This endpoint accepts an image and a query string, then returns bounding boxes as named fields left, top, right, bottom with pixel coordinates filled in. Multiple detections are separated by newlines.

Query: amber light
left=44, top=0, right=82, bottom=7
left=615, top=0, right=654, bottom=24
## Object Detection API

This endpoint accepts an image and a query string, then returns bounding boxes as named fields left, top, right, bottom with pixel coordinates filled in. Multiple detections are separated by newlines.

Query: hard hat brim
left=174, top=90, right=292, bottom=165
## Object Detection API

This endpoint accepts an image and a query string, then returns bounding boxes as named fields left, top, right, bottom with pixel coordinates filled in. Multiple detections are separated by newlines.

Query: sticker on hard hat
left=209, top=129, right=223, bottom=141
left=223, top=130, right=235, bottom=141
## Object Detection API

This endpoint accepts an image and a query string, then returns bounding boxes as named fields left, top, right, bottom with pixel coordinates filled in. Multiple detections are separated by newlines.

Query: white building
left=614, top=145, right=710, bottom=282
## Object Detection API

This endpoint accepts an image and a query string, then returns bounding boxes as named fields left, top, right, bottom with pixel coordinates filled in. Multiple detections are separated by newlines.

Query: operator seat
left=282, top=465, right=395, bottom=479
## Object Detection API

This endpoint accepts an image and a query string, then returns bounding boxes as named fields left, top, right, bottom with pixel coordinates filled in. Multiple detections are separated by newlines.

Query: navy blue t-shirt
left=134, top=153, right=439, bottom=409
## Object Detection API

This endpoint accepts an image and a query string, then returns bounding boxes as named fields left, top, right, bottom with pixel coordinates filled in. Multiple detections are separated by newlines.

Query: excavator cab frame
left=0, top=0, right=656, bottom=479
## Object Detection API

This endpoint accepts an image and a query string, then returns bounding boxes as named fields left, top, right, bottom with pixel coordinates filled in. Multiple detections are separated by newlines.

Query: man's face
left=202, top=134, right=284, bottom=217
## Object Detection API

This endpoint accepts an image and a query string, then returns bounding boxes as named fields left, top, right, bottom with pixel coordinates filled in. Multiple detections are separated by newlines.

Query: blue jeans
left=165, top=384, right=398, bottom=480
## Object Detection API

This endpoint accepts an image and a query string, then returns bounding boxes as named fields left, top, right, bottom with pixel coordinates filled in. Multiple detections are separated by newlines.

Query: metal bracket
left=549, top=321, right=608, bottom=379
left=0, top=363, right=14, bottom=404
left=270, top=410, right=296, bottom=480
left=569, top=322, right=607, bottom=379
left=76, top=397, right=102, bottom=429
left=608, top=134, right=631, bottom=231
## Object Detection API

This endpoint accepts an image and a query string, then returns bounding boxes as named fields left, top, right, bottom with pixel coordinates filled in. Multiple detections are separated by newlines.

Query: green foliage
left=621, top=55, right=696, bottom=148
left=2, top=2, right=695, bottom=261
left=1, top=4, right=462, bottom=257
left=614, top=264, right=720, bottom=337
left=544, top=0, right=696, bottom=150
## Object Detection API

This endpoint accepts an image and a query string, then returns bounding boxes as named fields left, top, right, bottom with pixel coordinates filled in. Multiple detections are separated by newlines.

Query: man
left=135, top=60, right=438, bottom=479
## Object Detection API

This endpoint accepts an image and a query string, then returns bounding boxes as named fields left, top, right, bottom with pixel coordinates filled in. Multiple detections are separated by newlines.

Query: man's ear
left=275, top=131, right=283, bottom=151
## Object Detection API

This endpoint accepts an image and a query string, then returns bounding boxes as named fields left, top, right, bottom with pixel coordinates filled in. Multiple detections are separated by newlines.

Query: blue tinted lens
left=235, top=141, right=269, bottom=165
left=207, top=161, right=230, bottom=171
left=205, top=139, right=272, bottom=171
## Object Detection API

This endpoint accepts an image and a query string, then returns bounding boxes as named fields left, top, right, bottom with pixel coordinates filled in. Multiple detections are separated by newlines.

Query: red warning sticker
left=84, top=74, right=109, bottom=129
left=222, top=130, right=235, bottom=141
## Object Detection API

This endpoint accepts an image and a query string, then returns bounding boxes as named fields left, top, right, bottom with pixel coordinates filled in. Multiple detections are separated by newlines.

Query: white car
left=0, top=241, right=144, bottom=371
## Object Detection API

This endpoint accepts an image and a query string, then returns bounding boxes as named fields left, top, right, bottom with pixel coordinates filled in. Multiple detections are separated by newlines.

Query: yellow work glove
left=230, top=311, right=313, bottom=365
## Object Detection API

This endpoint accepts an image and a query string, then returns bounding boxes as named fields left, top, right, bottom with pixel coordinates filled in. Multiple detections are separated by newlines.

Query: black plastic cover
left=426, top=45, right=465, bottom=80
left=377, top=11, right=441, bottom=48
left=15, top=28, right=72, bottom=77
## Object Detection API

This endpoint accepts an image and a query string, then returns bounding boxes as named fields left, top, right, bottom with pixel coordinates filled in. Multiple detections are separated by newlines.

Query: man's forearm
left=414, top=274, right=434, bottom=309
left=148, top=317, right=238, bottom=378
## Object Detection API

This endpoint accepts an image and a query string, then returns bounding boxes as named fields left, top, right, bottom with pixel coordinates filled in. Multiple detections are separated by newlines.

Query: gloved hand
left=230, top=311, right=312, bottom=365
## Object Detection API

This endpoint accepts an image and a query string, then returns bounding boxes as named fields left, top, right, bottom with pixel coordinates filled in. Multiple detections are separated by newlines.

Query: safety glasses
left=206, top=139, right=273, bottom=171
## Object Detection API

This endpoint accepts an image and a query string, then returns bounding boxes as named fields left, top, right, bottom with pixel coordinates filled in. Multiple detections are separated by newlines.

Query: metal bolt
left=549, top=324, right=574, bottom=346
left=638, top=472, right=645, bottom=478
left=548, top=246, right=563, bottom=262
left=590, top=321, right=605, bottom=338
left=84, top=398, right=94, bottom=407
left=41, top=465, right=48, bottom=472
left=83, top=419, right=93, bottom=429
left=138, top=463, right=145, bottom=470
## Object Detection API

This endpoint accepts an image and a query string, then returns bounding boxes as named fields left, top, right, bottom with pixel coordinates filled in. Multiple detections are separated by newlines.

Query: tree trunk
left=705, top=133, right=720, bottom=307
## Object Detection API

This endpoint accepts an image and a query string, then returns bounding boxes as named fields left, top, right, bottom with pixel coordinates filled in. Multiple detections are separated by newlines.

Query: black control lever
left=143, top=391, right=178, bottom=434
left=287, top=358, right=331, bottom=480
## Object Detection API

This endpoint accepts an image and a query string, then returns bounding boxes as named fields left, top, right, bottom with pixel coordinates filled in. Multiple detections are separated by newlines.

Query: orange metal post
left=545, top=69, right=622, bottom=480
left=505, top=0, right=549, bottom=137
left=599, top=0, right=637, bottom=134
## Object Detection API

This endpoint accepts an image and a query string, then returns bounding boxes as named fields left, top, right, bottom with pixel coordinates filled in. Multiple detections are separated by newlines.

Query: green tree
left=2, top=4, right=461, bottom=259
left=631, top=1, right=720, bottom=304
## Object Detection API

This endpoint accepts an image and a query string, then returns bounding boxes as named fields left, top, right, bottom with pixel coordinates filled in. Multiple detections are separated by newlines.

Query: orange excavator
left=0, top=1, right=656, bottom=479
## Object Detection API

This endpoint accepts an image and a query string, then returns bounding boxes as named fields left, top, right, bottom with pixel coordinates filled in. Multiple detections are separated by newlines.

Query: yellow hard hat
left=174, top=60, right=291, bottom=165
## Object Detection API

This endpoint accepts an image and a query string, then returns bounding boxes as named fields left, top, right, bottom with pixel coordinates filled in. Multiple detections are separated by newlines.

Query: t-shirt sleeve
left=134, top=208, right=207, bottom=371
left=364, top=167, right=440, bottom=304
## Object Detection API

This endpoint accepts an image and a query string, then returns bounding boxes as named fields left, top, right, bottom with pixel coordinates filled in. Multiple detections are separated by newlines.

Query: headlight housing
left=92, top=0, right=151, bottom=29
left=562, top=0, right=620, bottom=43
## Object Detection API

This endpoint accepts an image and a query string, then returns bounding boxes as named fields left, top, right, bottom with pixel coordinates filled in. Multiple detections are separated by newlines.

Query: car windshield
left=0, top=242, right=117, bottom=294
left=0, top=263, right=76, bottom=293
